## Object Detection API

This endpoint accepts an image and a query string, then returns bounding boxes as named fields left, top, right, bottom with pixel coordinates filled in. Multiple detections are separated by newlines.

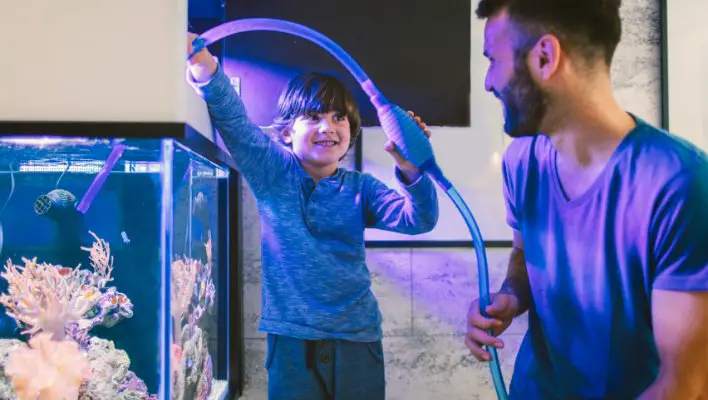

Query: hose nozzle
left=361, top=80, right=450, bottom=189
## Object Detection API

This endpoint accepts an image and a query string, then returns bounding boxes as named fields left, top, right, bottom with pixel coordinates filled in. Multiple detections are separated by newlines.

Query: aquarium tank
left=0, top=130, right=242, bottom=400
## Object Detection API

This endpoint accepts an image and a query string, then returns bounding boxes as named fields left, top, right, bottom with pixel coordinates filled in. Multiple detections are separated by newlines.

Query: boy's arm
left=363, top=168, right=439, bottom=234
left=188, top=64, right=293, bottom=194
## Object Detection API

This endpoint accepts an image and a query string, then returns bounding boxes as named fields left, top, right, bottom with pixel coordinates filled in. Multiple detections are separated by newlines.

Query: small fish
left=57, top=267, right=72, bottom=276
left=82, top=288, right=99, bottom=300
left=121, top=231, right=130, bottom=244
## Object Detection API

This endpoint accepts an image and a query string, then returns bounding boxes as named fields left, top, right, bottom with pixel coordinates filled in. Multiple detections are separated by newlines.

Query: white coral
left=80, top=231, right=113, bottom=289
left=171, top=257, right=200, bottom=327
left=5, top=332, right=89, bottom=400
left=0, top=233, right=116, bottom=340
left=0, top=258, right=96, bottom=340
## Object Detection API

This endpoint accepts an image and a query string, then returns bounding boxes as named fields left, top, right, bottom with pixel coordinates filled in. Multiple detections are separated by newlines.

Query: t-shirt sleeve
left=501, top=147, right=520, bottom=231
left=651, top=164, right=708, bottom=291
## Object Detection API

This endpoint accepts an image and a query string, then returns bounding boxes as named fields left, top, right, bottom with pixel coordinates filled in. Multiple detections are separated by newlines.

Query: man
left=465, top=1, right=708, bottom=399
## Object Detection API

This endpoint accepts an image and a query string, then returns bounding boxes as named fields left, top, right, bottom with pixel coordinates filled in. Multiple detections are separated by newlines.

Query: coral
left=171, top=257, right=199, bottom=330
left=172, top=233, right=216, bottom=335
left=0, top=337, right=157, bottom=400
left=80, top=231, right=113, bottom=289
left=0, top=258, right=97, bottom=340
left=0, top=232, right=134, bottom=343
left=119, top=371, right=148, bottom=394
left=0, top=233, right=155, bottom=400
left=67, top=287, right=133, bottom=348
left=0, top=339, right=24, bottom=399
left=172, top=326, right=212, bottom=400
left=171, top=234, right=216, bottom=400
left=5, top=332, right=89, bottom=400
left=75, top=337, right=156, bottom=400
left=188, top=233, right=216, bottom=332
left=197, top=354, right=213, bottom=400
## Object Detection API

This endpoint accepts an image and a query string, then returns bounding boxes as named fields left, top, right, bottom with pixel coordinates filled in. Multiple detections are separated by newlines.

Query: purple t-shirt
left=502, top=116, right=708, bottom=399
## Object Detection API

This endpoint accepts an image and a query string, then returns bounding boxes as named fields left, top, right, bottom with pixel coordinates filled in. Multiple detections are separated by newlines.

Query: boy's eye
left=335, top=114, right=346, bottom=122
left=304, top=113, right=320, bottom=122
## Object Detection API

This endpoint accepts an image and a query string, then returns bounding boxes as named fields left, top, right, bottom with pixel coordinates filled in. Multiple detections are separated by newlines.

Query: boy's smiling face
left=282, top=110, right=352, bottom=170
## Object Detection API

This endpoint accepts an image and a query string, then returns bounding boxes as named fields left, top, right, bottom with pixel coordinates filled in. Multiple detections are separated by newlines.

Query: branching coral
left=188, top=233, right=215, bottom=332
left=0, top=258, right=96, bottom=340
left=0, top=231, right=118, bottom=341
left=5, top=332, right=90, bottom=400
left=171, top=233, right=216, bottom=340
left=66, top=286, right=134, bottom=348
left=80, top=231, right=113, bottom=289
left=171, top=257, right=199, bottom=337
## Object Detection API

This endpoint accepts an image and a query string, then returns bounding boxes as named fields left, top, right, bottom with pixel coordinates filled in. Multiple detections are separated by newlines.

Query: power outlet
left=230, top=77, right=241, bottom=96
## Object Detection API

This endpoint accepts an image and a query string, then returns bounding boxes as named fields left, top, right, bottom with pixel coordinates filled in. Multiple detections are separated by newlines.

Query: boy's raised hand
left=384, top=111, right=432, bottom=184
left=187, top=32, right=218, bottom=83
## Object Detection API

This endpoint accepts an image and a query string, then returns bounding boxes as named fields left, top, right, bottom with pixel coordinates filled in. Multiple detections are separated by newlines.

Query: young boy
left=187, top=34, right=439, bottom=399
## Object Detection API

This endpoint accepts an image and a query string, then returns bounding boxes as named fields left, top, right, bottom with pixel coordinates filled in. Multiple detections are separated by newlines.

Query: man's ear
left=527, top=33, right=562, bottom=82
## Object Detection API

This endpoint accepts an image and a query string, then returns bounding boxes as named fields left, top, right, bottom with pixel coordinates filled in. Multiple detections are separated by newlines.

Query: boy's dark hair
left=273, top=72, right=362, bottom=150
left=475, top=0, right=622, bottom=66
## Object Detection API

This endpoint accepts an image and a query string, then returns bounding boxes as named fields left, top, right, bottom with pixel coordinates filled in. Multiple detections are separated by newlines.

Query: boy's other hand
left=384, top=111, right=432, bottom=184
left=187, top=32, right=218, bottom=83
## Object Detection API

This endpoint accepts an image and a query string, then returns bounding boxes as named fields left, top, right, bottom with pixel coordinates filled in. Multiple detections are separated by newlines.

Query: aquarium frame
left=226, top=171, right=244, bottom=399
left=0, top=122, right=237, bottom=171
left=159, top=139, right=175, bottom=400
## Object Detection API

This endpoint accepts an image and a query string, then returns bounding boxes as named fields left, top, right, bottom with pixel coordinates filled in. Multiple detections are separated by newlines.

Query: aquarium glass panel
left=171, top=140, right=230, bottom=400
left=0, top=135, right=231, bottom=400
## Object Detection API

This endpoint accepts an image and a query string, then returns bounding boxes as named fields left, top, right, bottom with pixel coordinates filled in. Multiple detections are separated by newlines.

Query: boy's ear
left=280, top=129, right=293, bottom=144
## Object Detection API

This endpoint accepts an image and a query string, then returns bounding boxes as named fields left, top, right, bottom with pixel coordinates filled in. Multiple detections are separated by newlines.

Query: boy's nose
left=318, top=118, right=335, bottom=132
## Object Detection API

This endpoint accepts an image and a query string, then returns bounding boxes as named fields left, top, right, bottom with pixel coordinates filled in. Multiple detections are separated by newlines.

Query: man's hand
left=465, top=292, right=519, bottom=361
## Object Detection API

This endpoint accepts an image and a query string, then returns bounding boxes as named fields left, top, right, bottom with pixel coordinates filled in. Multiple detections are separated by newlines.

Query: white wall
left=665, top=1, right=708, bottom=150
left=0, top=0, right=214, bottom=139
left=361, top=15, right=511, bottom=242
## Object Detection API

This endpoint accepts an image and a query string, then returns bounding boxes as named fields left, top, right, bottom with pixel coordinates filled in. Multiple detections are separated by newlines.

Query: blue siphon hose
left=447, top=186, right=508, bottom=399
left=191, top=18, right=508, bottom=399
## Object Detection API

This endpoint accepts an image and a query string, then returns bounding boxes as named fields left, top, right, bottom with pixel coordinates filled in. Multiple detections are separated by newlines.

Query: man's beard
left=497, top=55, right=549, bottom=138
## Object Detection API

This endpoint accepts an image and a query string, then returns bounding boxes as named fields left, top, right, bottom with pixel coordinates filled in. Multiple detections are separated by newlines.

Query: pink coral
left=5, top=332, right=90, bottom=400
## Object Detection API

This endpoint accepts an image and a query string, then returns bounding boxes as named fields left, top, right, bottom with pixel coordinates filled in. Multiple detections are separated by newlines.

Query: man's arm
left=638, top=290, right=708, bottom=399
left=640, top=164, right=708, bottom=399
left=498, top=230, right=531, bottom=316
